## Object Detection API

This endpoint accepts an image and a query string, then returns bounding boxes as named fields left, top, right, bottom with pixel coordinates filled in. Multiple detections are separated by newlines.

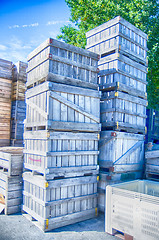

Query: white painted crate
left=97, top=52, right=147, bottom=82
left=23, top=172, right=98, bottom=231
left=0, top=170, right=22, bottom=214
left=98, top=71, right=147, bottom=96
left=23, top=130, right=99, bottom=179
left=98, top=171, right=143, bottom=213
left=105, top=180, right=159, bottom=239
left=99, top=131, right=145, bottom=173
left=26, top=38, right=99, bottom=90
left=86, top=16, right=147, bottom=65
left=101, top=90, right=147, bottom=133
left=25, top=81, right=101, bottom=132
left=145, top=150, right=159, bottom=180
left=0, top=147, right=23, bottom=176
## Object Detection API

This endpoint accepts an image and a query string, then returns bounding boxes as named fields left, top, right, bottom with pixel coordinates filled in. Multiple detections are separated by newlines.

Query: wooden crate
left=86, top=16, right=147, bottom=65
left=12, top=61, right=27, bottom=82
left=99, top=131, right=145, bottom=173
left=0, top=58, right=12, bottom=80
left=26, top=38, right=99, bottom=90
left=25, top=81, right=101, bottom=132
left=97, top=52, right=147, bottom=83
left=11, top=120, right=24, bottom=141
left=98, top=171, right=143, bottom=212
left=11, top=80, right=26, bottom=101
left=23, top=172, right=98, bottom=231
left=24, top=130, right=99, bottom=179
left=98, top=71, right=147, bottom=97
left=11, top=100, right=26, bottom=120
left=145, top=150, right=159, bottom=180
left=101, top=90, right=147, bottom=134
left=0, top=170, right=22, bottom=214
left=0, top=147, right=23, bottom=176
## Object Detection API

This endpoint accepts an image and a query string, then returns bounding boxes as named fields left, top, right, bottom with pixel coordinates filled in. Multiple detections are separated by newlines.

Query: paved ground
left=0, top=213, right=118, bottom=240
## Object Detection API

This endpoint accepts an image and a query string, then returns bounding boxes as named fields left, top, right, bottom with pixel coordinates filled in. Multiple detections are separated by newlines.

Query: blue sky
left=0, top=0, right=72, bottom=63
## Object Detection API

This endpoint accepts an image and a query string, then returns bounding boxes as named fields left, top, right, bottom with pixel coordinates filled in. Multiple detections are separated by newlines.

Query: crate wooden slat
left=12, top=61, right=27, bottom=82
left=98, top=71, right=147, bottom=95
left=98, top=171, right=143, bottom=212
left=101, top=90, right=147, bottom=134
left=99, top=131, right=145, bottom=173
left=145, top=150, right=159, bottom=180
left=24, top=130, right=99, bottom=179
left=86, top=16, right=147, bottom=65
left=23, top=172, right=98, bottom=231
left=0, top=170, right=22, bottom=214
left=26, top=38, right=99, bottom=90
left=0, top=58, right=12, bottom=80
left=25, top=81, right=101, bottom=132
left=11, top=81, right=26, bottom=101
left=105, top=180, right=159, bottom=239
left=0, top=147, right=23, bottom=176
left=11, top=101, right=26, bottom=120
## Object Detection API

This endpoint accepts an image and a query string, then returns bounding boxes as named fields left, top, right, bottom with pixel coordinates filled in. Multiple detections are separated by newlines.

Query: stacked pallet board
left=23, top=38, right=101, bottom=231
left=86, top=16, right=147, bottom=212
left=0, top=147, right=23, bottom=214
left=0, top=59, right=13, bottom=147
left=11, top=61, right=27, bottom=147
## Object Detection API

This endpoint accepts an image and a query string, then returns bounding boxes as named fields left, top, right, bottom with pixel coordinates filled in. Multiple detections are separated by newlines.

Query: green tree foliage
left=57, top=0, right=159, bottom=109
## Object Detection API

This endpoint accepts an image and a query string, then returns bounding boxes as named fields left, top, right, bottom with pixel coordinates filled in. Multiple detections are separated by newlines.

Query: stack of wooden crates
left=86, top=16, right=147, bottom=212
left=0, top=59, right=13, bottom=147
left=22, top=38, right=101, bottom=231
left=11, top=61, right=27, bottom=147
left=0, top=147, right=23, bottom=214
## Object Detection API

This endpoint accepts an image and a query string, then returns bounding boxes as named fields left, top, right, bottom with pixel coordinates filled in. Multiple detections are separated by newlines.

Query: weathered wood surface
left=145, top=150, right=159, bottom=178
left=25, top=81, right=101, bottom=132
left=0, top=170, right=22, bottom=214
left=23, top=172, right=98, bottom=231
left=101, top=91, right=147, bottom=133
left=86, top=16, right=147, bottom=65
left=0, top=78, right=12, bottom=146
left=24, top=130, right=99, bottom=178
left=26, top=38, right=99, bottom=89
left=0, top=58, right=13, bottom=80
left=99, top=131, right=145, bottom=173
left=11, top=81, right=26, bottom=101
left=98, top=78, right=147, bottom=99
left=0, top=147, right=23, bottom=176
left=12, top=61, right=27, bottom=82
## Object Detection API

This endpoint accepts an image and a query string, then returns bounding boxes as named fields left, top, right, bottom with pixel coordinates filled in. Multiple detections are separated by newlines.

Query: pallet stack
left=0, top=147, right=23, bottom=214
left=145, top=150, right=159, bottom=181
left=86, top=16, right=147, bottom=212
left=11, top=61, right=27, bottom=147
left=0, top=59, right=13, bottom=147
left=22, top=38, right=101, bottom=231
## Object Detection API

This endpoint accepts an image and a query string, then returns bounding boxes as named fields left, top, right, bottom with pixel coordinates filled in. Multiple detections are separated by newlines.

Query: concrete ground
left=0, top=213, right=118, bottom=240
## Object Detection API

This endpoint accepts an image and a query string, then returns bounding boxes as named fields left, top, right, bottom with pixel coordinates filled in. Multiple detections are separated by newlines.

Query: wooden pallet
left=23, top=172, right=98, bottom=231
left=23, top=130, right=99, bottom=178
left=25, top=81, right=101, bottom=132
left=86, top=16, right=147, bottom=66
left=12, top=61, right=27, bottom=82
left=145, top=150, right=159, bottom=180
left=26, top=38, right=99, bottom=90
left=101, top=90, right=147, bottom=134
left=0, top=170, right=22, bottom=214
left=11, top=80, right=26, bottom=101
left=0, top=147, right=23, bottom=176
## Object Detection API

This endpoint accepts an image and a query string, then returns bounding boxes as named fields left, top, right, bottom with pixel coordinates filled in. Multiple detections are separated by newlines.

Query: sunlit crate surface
left=100, top=90, right=147, bottom=133
left=12, top=61, right=27, bottom=82
left=25, top=81, right=101, bottom=132
left=105, top=180, right=159, bottom=239
left=86, top=16, right=147, bottom=64
left=98, top=131, right=145, bottom=173
left=0, top=58, right=12, bottom=80
left=0, top=147, right=23, bottom=176
left=26, top=38, right=99, bottom=90
left=23, top=172, right=98, bottom=231
left=0, top=170, right=22, bottom=215
left=23, top=130, right=99, bottom=178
